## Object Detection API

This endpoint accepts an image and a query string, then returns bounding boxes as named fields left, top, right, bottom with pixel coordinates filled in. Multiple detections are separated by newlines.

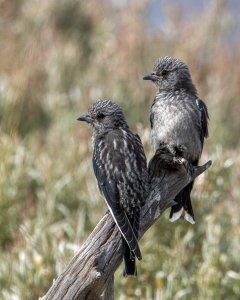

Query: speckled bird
left=143, top=56, right=209, bottom=224
left=78, top=99, right=148, bottom=276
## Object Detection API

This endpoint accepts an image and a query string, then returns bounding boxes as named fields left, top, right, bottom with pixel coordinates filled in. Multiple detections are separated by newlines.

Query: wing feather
left=92, top=139, right=142, bottom=259
left=196, top=98, right=209, bottom=144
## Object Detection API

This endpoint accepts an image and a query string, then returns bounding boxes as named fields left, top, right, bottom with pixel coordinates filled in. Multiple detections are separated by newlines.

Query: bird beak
left=143, top=72, right=159, bottom=81
left=77, top=114, right=92, bottom=124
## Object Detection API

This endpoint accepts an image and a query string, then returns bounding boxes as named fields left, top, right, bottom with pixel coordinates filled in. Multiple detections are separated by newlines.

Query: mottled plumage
left=78, top=99, right=148, bottom=276
left=143, top=56, right=209, bottom=224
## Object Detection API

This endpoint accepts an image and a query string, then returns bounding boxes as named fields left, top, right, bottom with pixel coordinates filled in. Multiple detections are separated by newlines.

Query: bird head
left=77, top=99, right=129, bottom=135
left=143, top=56, right=196, bottom=94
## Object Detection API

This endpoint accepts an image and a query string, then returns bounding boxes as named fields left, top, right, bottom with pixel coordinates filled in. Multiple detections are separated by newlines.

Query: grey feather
left=144, top=56, right=209, bottom=223
left=78, top=99, right=148, bottom=276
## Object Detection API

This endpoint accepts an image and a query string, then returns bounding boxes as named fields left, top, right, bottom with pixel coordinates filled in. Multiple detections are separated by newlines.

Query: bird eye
left=97, top=113, right=105, bottom=119
left=161, top=70, right=168, bottom=76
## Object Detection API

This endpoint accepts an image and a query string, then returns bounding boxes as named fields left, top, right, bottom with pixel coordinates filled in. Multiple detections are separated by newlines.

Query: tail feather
left=183, top=182, right=195, bottom=224
left=122, top=211, right=141, bottom=277
left=132, top=210, right=140, bottom=239
left=169, top=182, right=195, bottom=224
left=169, top=206, right=184, bottom=222
left=169, top=189, right=184, bottom=222
left=114, top=209, right=142, bottom=259
left=122, top=238, right=137, bottom=277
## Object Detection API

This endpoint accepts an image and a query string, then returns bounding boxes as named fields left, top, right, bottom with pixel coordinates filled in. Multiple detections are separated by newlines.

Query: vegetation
left=0, top=1, right=239, bottom=299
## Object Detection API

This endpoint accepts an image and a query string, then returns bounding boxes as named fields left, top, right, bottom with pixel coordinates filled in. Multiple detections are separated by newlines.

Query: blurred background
left=0, top=0, right=240, bottom=299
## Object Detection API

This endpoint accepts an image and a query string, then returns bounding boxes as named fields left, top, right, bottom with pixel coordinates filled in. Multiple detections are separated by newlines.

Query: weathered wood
left=100, top=276, right=114, bottom=300
left=40, top=146, right=211, bottom=300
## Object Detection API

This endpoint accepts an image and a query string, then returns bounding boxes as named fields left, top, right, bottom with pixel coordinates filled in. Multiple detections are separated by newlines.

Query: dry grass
left=0, top=1, right=239, bottom=299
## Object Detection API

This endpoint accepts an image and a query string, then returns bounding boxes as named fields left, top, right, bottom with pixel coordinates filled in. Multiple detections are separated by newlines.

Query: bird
left=77, top=99, right=148, bottom=276
left=143, top=56, right=209, bottom=224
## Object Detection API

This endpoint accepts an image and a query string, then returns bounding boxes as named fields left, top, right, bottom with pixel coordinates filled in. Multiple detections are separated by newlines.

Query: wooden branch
left=40, top=146, right=211, bottom=300
left=100, top=276, right=114, bottom=300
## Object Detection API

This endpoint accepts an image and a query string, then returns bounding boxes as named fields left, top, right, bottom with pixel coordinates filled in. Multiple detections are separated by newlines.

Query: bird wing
left=149, top=109, right=154, bottom=129
left=196, top=99, right=209, bottom=144
left=92, top=138, right=142, bottom=260
left=149, top=96, right=158, bottom=129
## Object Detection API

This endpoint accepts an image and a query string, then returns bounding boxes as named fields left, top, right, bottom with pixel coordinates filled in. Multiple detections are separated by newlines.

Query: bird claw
left=148, top=145, right=187, bottom=171
left=148, top=145, right=212, bottom=182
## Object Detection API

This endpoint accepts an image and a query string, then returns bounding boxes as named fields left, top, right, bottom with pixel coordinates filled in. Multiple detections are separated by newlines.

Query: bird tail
left=111, top=208, right=142, bottom=260
left=169, top=182, right=195, bottom=224
left=122, top=238, right=137, bottom=277
left=122, top=211, right=141, bottom=277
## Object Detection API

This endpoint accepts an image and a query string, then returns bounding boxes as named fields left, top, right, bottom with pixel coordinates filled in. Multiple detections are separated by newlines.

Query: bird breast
left=150, top=95, right=202, bottom=162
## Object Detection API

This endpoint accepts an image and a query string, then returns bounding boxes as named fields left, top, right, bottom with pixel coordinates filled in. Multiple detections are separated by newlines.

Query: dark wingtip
left=134, top=247, right=142, bottom=261
left=123, top=270, right=137, bottom=277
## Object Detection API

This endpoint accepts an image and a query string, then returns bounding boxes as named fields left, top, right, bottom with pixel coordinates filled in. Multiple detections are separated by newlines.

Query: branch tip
left=191, top=160, right=212, bottom=179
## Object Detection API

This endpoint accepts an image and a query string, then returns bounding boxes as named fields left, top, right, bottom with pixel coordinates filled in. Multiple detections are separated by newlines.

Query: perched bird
left=78, top=99, right=148, bottom=276
left=143, top=56, right=209, bottom=224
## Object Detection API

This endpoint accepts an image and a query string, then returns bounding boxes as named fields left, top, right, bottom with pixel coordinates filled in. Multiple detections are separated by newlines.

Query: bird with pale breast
left=143, top=56, right=209, bottom=224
